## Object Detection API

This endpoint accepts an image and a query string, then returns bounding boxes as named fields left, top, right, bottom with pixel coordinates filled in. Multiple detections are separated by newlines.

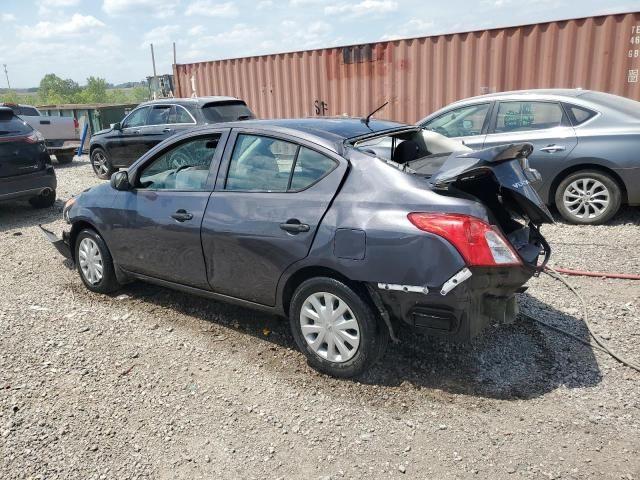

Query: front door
left=202, top=131, right=347, bottom=306
left=482, top=100, right=577, bottom=203
left=108, top=106, right=150, bottom=167
left=110, top=131, right=227, bottom=288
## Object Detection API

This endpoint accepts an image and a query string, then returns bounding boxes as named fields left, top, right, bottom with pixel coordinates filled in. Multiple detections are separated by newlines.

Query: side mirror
left=110, top=171, right=131, bottom=191
left=111, top=122, right=122, bottom=131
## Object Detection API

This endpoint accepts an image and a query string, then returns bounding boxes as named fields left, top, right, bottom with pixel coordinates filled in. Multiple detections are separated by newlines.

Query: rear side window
left=494, top=101, right=565, bottom=133
left=201, top=101, right=255, bottom=123
left=147, top=105, right=171, bottom=125
left=225, top=134, right=336, bottom=192
left=169, top=105, right=195, bottom=124
left=14, top=106, right=39, bottom=116
left=422, top=103, right=490, bottom=138
left=566, top=104, right=596, bottom=125
left=0, top=115, right=33, bottom=136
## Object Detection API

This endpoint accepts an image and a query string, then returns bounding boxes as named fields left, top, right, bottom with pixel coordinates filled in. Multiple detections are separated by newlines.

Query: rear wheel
left=75, top=229, right=120, bottom=294
left=289, top=277, right=388, bottom=378
left=56, top=154, right=74, bottom=164
left=91, top=148, right=114, bottom=180
left=29, top=189, right=56, bottom=209
left=555, top=170, right=622, bottom=225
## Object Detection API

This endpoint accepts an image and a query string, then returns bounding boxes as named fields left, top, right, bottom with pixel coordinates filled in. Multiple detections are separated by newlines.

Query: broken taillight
left=407, top=212, right=522, bottom=266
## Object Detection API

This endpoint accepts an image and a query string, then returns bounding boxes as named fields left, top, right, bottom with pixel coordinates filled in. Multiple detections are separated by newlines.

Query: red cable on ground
left=546, top=266, right=640, bottom=280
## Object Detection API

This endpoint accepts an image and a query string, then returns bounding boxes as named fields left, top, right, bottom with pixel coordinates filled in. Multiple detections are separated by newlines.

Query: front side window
left=494, top=101, right=564, bottom=133
left=138, top=135, right=220, bottom=191
left=123, top=106, right=150, bottom=128
left=147, top=105, right=171, bottom=125
left=422, top=103, right=489, bottom=138
left=225, top=134, right=336, bottom=192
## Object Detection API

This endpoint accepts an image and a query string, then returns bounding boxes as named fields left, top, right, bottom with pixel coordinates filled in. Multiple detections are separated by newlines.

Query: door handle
left=540, top=144, right=566, bottom=153
left=133, top=130, right=141, bottom=134
left=280, top=219, right=310, bottom=233
left=162, top=127, right=173, bottom=133
left=171, top=209, right=193, bottom=222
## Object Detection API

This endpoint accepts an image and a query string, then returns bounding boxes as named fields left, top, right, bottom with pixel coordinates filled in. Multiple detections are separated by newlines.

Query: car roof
left=188, top=117, right=409, bottom=153
left=447, top=88, right=590, bottom=105
left=141, top=96, right=242, bottom=107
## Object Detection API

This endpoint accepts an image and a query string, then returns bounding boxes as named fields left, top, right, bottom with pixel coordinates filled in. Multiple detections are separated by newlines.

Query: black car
left=0, top=107, right=56, bottom=208
left=89, top=96, right=255, bottom=179
left=44, top=118, right=551, bottom=378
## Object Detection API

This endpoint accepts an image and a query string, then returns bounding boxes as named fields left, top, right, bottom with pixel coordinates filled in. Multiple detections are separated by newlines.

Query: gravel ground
left=1, top=157, right=639, bottom=480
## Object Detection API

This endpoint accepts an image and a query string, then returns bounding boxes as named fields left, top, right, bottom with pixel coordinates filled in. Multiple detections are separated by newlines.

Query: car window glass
left=15, top=106, right=38, bottom=116
left=423, top=103, right=489, bottom=138
left=0, top=116, right=32, bottom=136
left=169, top=105, right=194, bottom=124
left=494, top=101, right=564, bottom=133
left=138, top=135, right=219, bottom=191
left=123, top=107, right=149, bottom=128
left=225, top=134, right=298, bottom=192
left=290, top=147, right=337, bottom=190
left=201, top=101, right=254, bottom=122
left=568, top=105, right=596, bottom=125
left=147, top=106, right=171, bottom=125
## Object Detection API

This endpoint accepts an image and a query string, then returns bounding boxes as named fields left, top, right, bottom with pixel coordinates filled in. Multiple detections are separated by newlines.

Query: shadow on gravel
left=0, top=199, right=65, bottom=234
left=115, top=283, right=602, bottom=401
left=52, top=157, right=91, bottom=171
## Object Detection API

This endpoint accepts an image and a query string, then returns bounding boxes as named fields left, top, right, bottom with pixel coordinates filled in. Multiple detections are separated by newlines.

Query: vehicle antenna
left=362, top=101, right=388, bottom=127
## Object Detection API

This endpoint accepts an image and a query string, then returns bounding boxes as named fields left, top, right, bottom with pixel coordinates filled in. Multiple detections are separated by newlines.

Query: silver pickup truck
left=1, top=103, right=81, bottom=164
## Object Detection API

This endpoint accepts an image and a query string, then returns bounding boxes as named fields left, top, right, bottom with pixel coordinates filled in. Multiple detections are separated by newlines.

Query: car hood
left=424, top=143, right=554, bottom=225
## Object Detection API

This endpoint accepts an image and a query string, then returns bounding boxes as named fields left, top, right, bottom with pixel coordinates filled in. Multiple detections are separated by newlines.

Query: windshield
left=0, top=115, right=33, bottom=136
left=201, top=101, right=255, bottom=122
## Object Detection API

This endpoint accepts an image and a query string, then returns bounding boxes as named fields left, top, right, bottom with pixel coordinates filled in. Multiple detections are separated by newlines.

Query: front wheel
left=289, top=277, right=388, bottom=378
left=91, top=148, right=115, bottom=180
left=75, top=229, right=120, bottom=294
left=555, top=170, right=622, bottom=225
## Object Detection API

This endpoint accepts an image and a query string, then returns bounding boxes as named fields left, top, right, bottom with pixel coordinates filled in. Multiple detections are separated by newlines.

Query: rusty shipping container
left=174, top=12, right=640, bottom=123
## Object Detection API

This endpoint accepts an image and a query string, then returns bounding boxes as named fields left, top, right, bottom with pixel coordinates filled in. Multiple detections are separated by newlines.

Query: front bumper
left=377, top=266, right=533, bottom=342
left=39, top=225, right=72, bottom=259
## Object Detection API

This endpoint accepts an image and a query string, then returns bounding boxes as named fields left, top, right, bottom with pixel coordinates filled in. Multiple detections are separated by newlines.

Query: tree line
left=0, top=74, right=150, bottom=105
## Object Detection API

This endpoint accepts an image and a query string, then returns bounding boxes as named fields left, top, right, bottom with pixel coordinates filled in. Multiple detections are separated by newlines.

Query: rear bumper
left=0, top=168, right=56, bottom=202
left=376, top=266, right=534, bottom=342
left=39, top=226, right=72, bottom=259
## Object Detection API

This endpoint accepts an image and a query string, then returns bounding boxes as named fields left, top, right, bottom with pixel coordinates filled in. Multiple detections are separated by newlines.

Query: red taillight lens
left=407, top=213, right=522, bottom=266
left=73, top=118, right=79, bottom=129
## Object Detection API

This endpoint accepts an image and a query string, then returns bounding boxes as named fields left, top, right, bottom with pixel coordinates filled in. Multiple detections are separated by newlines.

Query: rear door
left=201, top=130, right=347, bottom=306
left=0, top=113, right=41, bottom=178
left=482, top=100, right=577, bottom=202
left=420, top=102, right=492, bottom=149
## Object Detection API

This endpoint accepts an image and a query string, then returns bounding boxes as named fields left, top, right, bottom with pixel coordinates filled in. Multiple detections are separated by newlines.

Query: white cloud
left=103, top=0, right=177, bottom=18
left=37, top=0, right=80, bottom=15
left=325, top=0, right=398, bottom=16
left=257, top=0, right=273, bottom=8
left=185, top=0, right=238, bottom=17
left=188, top=25, right=205, bottom=36
left=142, top=25, right=179, bottom=47
left=381, top=18, right=435, bottom=40
left=289, top=0, right=325, bottom=5
left=1, top=13, right=16, bottom=22
left=281, top=20, right=333, bottom=48
left=19, top=14, right=105, bottom=40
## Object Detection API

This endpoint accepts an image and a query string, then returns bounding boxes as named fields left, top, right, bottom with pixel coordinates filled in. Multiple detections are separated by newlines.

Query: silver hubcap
left=92, top=152, right=109, bottom=176
left=78, top=238, right=104, bottom=285
left=299, top=292, right=360, bottom=363
left=563, top=178, right=610, bottom=219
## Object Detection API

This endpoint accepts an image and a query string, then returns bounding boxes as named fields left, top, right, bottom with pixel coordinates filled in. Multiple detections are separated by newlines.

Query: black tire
left=29, top=189, right=56, bottom=209
left=91, top=148, right=115, bottom=180
left=554, top=170, right=622, bottom=225
left=289, top=277, right=389, bottom=378
left=74, top=228, right=120, bottom=294
left=56, top=154, right=74, bottom=164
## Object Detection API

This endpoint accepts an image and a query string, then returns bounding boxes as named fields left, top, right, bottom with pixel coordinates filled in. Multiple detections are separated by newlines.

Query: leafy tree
left=38, top=73, right=81, bottom=104
left=81, top=76, right=109, bottom=103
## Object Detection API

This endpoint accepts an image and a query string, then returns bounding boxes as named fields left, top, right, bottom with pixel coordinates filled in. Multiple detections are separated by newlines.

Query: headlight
left=63, top=196, right=77, bottom=223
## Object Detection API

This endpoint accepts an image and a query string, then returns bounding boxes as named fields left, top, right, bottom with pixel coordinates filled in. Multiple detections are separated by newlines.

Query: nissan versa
left=42, top=118, right=552, bottom=378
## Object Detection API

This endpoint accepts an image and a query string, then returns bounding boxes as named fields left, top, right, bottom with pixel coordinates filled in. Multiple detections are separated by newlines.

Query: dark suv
left=0, top=107, right=56, bottom=208
left=89, top=97, right=255, bottom=179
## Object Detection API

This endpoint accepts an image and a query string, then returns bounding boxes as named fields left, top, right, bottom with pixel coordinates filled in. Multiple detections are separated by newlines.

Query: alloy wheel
left=299, top=292, right=360, bottom=363
left=563, top=177, right=610, bottom=220
left=92, top=151, right=110, bottom=177
left=78, top=237, right=104, bottom=285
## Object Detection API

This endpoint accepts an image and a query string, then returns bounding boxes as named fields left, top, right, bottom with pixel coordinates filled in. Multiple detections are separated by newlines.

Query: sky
left=0, top=0, right=637, bottom=88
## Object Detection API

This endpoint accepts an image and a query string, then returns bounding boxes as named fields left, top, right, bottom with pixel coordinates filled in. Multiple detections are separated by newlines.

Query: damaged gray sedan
left=42, top=118, right=552, bottom=378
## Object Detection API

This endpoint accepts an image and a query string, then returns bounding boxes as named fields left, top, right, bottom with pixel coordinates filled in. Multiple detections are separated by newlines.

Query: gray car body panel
left=418, top=89, right=640, bottom=206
